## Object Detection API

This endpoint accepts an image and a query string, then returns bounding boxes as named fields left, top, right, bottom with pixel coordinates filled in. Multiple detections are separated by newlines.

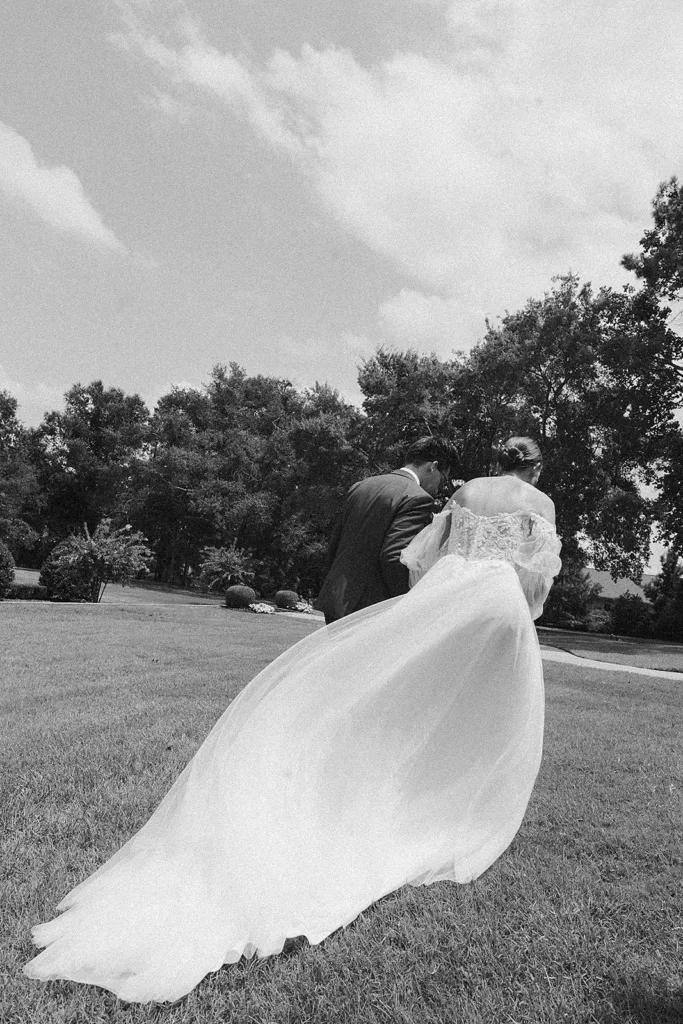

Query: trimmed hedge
left=225, top=585, right=256, bottom=609
left=0, top=541, right=15, bottom=599
left=274, top=589, right=300, bottom=610
left=7, top=583, right=48, bottom=601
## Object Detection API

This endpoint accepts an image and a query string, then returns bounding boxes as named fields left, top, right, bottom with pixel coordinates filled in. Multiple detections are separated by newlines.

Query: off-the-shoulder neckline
left=447, top=503, right=555, bottom=530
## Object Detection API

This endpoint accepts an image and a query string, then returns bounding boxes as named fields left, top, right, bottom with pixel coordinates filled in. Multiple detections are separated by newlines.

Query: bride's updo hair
left=495, top=436, right=542, bottom=473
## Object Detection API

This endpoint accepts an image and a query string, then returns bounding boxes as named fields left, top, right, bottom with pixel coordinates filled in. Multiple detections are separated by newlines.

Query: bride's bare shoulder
left=451, top=477, right=489, bottom=505
left=524, top=485, right=556, bottom=526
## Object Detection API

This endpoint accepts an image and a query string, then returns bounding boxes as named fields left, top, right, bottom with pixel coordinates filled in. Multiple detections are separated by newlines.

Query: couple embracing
left=317, top=434, right=555, bottom=623
left=25, top=435, right=561, bottom=1004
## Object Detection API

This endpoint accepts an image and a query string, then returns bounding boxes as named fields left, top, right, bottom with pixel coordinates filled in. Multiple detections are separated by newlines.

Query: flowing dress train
left=24, top=505, right=561, bottom=1003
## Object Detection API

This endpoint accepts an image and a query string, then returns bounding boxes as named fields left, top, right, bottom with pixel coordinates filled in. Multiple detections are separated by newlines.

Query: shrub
left=39, top=520, right=152, bottom=603
left=225, top=585, right=256, bottom=609
left=274, top=589, right=300, bottom=610
left=609, top=593, right=653, bottom=638
left=651, top=600, right=683, bottom=642
left=584, top=609, right=611, bottom=633
left=40, top=540, right=97, bottom=602
left=553, top=615, right=584, bottom=631
left=7, top=583, right=48, bottom=601
left=0, top=540, right=16, bottom=598
left=539, top=553, right=600, bottom=627
left=198, top=543, right=254, bottom=594
left=644, top=549, right=683, bottom=641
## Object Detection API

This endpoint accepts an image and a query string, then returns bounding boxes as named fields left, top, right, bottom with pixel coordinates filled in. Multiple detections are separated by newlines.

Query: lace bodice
left=400, top=504, right=562, bottom=619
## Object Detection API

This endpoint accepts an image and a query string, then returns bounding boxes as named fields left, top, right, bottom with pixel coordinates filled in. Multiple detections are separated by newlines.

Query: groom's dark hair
left=404, top=436, right=459, bottom=475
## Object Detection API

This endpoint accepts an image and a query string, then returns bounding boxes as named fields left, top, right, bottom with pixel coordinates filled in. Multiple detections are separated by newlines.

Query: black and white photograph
left=1, top=2, right=681, bottom=1021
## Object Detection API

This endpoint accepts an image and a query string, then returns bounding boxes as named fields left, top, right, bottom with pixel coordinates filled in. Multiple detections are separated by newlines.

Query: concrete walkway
left=289, top=611, right=683, bottom=679
left=539, top=645, right=683, bottom=680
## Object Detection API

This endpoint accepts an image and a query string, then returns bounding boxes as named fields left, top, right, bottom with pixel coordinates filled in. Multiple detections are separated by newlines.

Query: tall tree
left=264, top=383, right=366, bottom=592
left=0, top=389, right=41, bottom=557
left=644, top=548, right=683, bottom=641
left=622, top=178, right=683, bottom=558
left=622, top=176, right=683, bottom=301
left=357, top=349, right=467, bottom=471
left=466, top=275, right=683, bottom=578
left=33, top=381, right=149, bottom=540
left=358, top=277, right=683, bottom=580
left=125, top=368, right=366, bottom=590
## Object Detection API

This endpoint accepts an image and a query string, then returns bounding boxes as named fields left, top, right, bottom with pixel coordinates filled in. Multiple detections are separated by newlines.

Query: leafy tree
left=264, top=384, right=367, bottom=593
left=539, top=544, right=601, bottom=628
left=0, top=390, right=41, bottom=556
left=125, top=373, right=280, bottom=585
left=357, top=277, right=683, bottom=581
left=609, top=593, right=652, bottom=638
left=622, top=176, right=683, bottom=300
left=460, top=276, right=682, bottom=578
left=205, top=363, right=304, bottom=435
left=127, top=440, right=226, bottom=586
left=357, top=350, right=467, bottom=471
left=645, top=548, right=682, bottom=615
left=620, top=177, right=683, bottom=567
left=33, top=381, right=149, bottom=540
left=282, top=385, right=366, bottom=486
left=651, top=430, right=683, bottom=556
left=644, top=548, right=683, bottom=641
left=127, top=369, right=366, bottom=592
left=39, top=519, right=152, bottom=603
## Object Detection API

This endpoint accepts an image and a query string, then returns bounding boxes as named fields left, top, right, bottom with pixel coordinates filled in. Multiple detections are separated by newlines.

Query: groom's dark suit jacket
left=316, top=470, right=435, bottom=624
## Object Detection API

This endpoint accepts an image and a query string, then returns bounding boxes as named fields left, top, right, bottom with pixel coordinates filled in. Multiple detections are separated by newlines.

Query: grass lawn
left=2, top=602, right=681, bottom=1023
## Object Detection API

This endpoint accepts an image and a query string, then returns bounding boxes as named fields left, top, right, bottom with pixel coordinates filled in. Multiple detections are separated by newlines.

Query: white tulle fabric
left=25, top=509, right=561, bottom=1004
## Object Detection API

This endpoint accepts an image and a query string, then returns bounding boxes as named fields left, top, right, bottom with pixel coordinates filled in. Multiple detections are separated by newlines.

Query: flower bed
left=248, top=602, right=276, bottom=615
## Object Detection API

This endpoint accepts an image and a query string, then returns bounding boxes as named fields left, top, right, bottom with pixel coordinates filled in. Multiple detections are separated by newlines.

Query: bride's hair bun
left=495, top=436, right=542, bottom=472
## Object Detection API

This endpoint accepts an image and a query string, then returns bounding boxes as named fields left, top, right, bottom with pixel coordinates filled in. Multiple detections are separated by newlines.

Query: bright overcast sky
left=1, top=0, right=682, bottom=427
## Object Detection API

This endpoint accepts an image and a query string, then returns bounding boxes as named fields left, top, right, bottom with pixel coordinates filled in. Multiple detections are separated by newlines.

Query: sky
left=1, top=0, right=683, bottom=431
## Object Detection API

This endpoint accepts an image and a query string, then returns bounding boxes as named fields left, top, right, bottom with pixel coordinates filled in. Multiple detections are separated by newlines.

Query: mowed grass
left=1, top=603, right=681, bottom=1024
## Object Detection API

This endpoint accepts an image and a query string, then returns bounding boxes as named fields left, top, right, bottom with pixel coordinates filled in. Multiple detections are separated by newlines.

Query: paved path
left=539, top=645, right=683, bottom=680
left=285, top=612, right=683, bottom=679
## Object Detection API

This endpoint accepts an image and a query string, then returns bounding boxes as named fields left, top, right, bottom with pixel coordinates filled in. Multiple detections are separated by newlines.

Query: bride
left=24, top=435, right=561, bottom=1004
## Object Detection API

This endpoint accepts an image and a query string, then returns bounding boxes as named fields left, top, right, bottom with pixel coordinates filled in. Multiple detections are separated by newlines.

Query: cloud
left=118, top=2, right=683, bottom=346
left=0, top=122, right=125, bottom=250
left=379, top=290, right=463, bottom=343
left=141, top=87, right=193, bottom=123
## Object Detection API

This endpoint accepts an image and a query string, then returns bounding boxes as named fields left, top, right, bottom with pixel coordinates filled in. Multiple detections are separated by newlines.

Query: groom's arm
left=379, top=495, right=435, bottom=597
left=326, top=513, right=343, bottom=564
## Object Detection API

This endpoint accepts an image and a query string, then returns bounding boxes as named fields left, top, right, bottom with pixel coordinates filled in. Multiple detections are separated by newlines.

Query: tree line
left=2, top=178, right=683, bottom=632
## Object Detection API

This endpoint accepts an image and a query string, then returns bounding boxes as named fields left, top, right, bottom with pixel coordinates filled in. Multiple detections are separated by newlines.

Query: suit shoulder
left=350, top=472, right=431, bottom=506
left=353, top=472, right=409, bottom=492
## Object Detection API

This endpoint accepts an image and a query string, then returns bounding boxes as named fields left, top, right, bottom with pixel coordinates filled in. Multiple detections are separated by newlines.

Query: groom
left=316, top=436, right=458, bottom=624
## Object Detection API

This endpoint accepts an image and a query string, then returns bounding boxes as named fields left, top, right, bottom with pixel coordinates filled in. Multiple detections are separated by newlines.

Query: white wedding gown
left=25, top=505, right=561, bottom=1003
